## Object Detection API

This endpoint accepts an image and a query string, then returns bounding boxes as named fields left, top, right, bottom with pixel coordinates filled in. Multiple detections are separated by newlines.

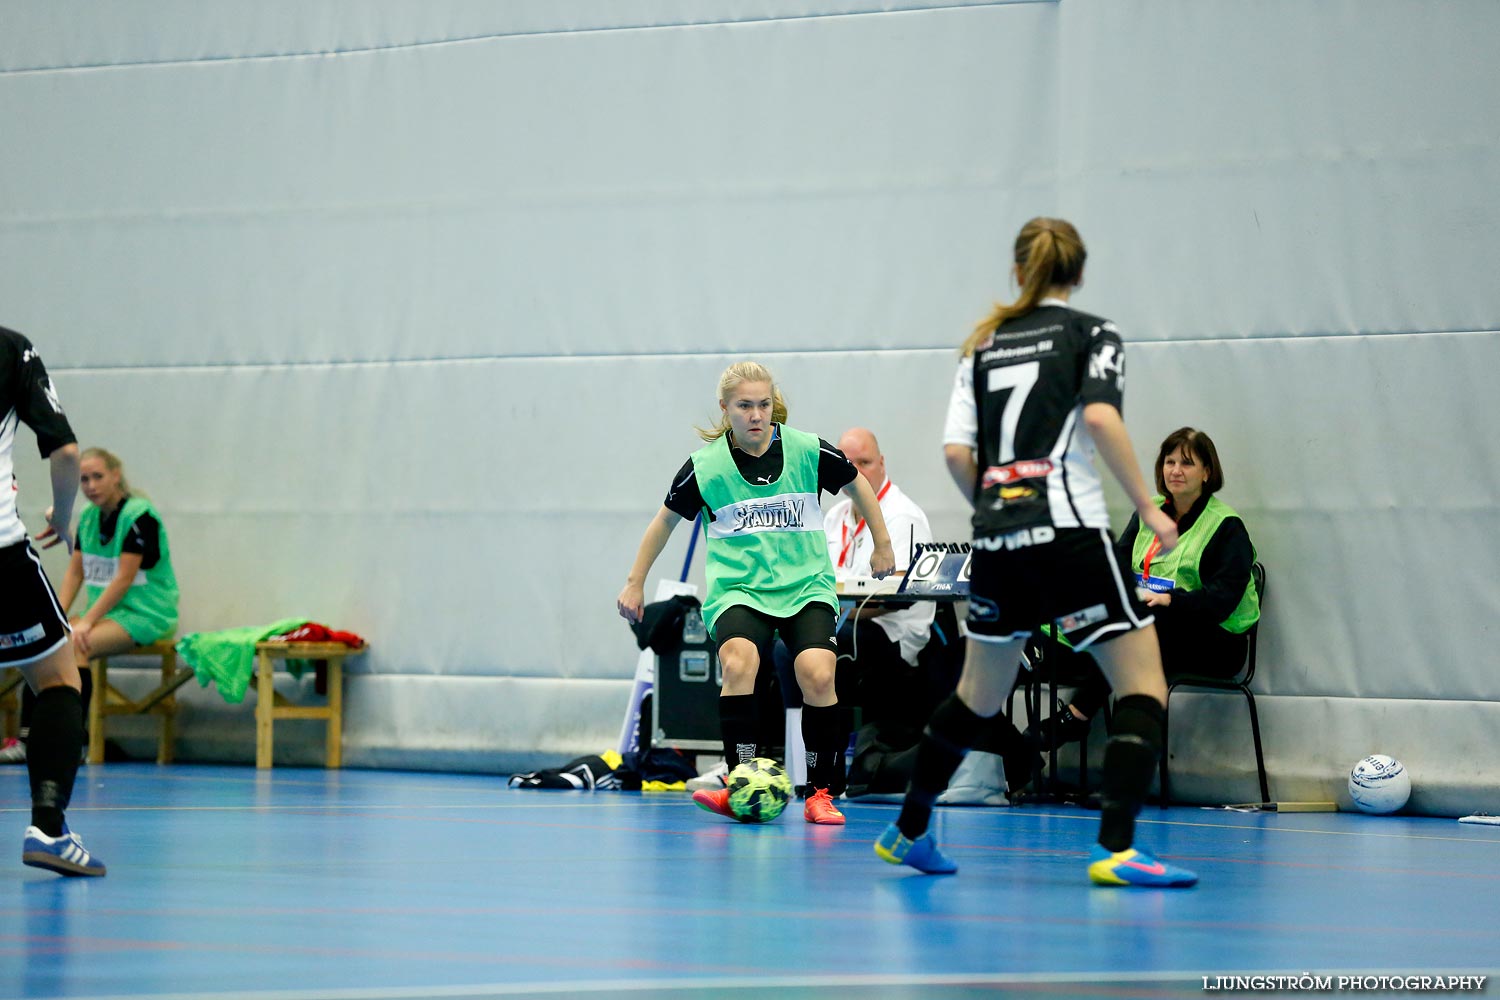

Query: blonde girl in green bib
left=617, top=361, right=895, bottom=825
left=57, top=448, right=179, bottom=666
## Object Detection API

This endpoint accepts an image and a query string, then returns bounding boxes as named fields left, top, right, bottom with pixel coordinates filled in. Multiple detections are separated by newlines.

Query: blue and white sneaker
left=1087, top=844, right=1195, bottom=887
left=874, top=822, right=958, bottom=874
left=23, top=825, right=107, bottom=877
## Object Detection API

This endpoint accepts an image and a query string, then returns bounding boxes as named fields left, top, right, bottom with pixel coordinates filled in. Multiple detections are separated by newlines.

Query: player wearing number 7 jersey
left=873, top=217, right=1197, bottom=887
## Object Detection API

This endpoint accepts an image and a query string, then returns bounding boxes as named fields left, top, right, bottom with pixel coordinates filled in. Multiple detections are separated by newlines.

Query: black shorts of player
left=0, top=540, right=72, bottom=667
left=965, top=527, right=1153, bottom=652
left=713, top=602, right=839, bottom=660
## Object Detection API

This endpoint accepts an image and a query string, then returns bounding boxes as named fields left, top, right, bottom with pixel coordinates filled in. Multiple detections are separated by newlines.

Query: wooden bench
left=252, top=641, right=366, bottom=769
left=89, top=638, right=196, bottom=764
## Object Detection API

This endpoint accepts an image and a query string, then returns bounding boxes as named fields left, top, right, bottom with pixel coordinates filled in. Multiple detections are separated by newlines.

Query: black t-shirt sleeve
left=817, top=438, right=858, bottom=496
left=3, top=329, right=77, bottom=457
left=121, top=510, right=164, bottom=571
left=1170, top=516, right=1254, bottom=623
left=1079, top=323, right=1127, bottom=413
left=663, top=459, right=704, bottom=521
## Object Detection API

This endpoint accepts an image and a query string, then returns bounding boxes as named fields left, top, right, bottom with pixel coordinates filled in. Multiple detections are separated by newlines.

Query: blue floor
left=3, top=764, right=1498, bottom=1000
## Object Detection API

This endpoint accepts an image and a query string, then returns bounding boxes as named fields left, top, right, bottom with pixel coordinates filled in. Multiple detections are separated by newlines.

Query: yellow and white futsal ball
left=1348, top=754, right=1411, bottom=814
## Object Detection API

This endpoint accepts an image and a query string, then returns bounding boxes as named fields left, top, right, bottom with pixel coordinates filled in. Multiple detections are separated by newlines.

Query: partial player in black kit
left=0, top=325, right=105, bottom=876
left=872, top=218, right=1197, bottom=887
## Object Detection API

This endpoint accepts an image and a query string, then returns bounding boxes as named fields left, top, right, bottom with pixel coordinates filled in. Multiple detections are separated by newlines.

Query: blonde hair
left=961, top=217, right=1088, bottom=356
left=695, top=361, right=789, bottom=442
left=81, top=446, right=133, bottom=496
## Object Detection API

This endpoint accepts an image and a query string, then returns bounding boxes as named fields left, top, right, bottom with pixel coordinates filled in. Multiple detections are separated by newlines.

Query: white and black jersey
left=1, top=326, right=77, bottom=548
left=943, top=299, right=1126, bottom=539
left=662, top=428, right=857, bottom=522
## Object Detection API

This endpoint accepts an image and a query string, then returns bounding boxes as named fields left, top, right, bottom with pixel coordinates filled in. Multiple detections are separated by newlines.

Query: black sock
left=27, top=685, right=84, bottom=837
left=719, top=694, right=760, bottom=770
left=1097, top=694, right=1165, bottom=852
left=896, top=693, right=988, bottom=840
left=801, top=704, right=848, bottom=796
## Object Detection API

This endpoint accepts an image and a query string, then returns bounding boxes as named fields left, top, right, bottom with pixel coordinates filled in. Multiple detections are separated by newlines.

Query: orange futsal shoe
left=803, top=787, right=846, bottom=825
left=692, top=787, right=734, bottom=819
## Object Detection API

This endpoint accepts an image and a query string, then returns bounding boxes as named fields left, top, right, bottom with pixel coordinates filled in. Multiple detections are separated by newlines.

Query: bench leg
left=256, top=650, right=274, bottom=769
left=158, top=650, right=177, bottom=765
left=325, top=660, right=343, bottom=768
left=88, top=660, right=107, bottom=764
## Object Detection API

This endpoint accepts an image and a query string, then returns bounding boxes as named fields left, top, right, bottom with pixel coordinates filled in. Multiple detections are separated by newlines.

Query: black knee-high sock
left=801, top=704, right=848, bottom=796
left=22, top=668, right=93, bottom=749
left=1098, top=694, right=1165, bottom=852
left=27, top=686, right=85, bottom=837
left=896, top=693, right=988, bottom=839
left=719, top=694, right=760, bottom=770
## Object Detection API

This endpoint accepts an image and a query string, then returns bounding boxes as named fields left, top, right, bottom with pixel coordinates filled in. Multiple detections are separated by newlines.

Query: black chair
left=1013, top=632, right=1109, bottom=801
left=1159, top=561, right=1268, bottom=806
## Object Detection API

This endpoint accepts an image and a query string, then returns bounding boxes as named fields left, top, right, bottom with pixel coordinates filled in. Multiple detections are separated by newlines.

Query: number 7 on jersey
left=985, top=361, right=1040, bottom=465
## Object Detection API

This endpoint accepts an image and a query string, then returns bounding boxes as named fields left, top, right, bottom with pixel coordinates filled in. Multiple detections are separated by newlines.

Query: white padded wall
left=4, top=1, right=1498, bottom=810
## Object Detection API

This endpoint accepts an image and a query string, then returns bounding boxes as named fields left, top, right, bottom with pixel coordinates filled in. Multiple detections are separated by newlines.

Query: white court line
left=0, top=800, right=676, bottom=814
left=35, top=967, right=1499, bottom=1000
left=972, top=803, right=1500, bottom=845
left=7, top=774, right=1497, bottom=843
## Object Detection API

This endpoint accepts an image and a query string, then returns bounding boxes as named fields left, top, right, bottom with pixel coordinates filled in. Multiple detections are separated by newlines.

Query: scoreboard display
left=897, top=542, right=971, bottom=600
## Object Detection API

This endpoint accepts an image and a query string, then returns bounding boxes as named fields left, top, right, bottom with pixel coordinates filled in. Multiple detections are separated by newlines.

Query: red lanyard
left=838, top=479, right=892, bottom=568
left=1142, top=504, right=1179, bottom=578
left=1142, top=535, right=1162, bottom=579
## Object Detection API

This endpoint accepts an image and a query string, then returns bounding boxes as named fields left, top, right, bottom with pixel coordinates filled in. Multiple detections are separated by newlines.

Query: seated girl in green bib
left=58, top=447, right=180, bottom=663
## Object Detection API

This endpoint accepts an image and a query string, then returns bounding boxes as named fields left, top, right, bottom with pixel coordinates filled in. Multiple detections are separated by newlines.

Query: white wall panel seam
left=41, top=329, right=1500, bottom=375
left=0, top=1, right=1055, bottom=77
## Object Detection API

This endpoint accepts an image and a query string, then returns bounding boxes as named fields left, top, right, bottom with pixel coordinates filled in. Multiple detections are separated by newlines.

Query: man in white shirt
left=826, top=427, right=936, bottom=675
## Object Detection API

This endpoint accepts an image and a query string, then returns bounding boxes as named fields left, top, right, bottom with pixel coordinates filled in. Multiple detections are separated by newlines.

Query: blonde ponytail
left=961, top=217, right=1087, bottom=356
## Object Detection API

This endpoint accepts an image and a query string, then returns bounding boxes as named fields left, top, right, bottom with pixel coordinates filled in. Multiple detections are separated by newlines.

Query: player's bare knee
left=793, top=664, right=836, bottom=703
left=718, top=638, right=760, bottom=688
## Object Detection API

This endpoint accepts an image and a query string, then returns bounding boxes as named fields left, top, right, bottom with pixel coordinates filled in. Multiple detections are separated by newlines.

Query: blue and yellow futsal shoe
left=23, top=825, right=107, bottom=877
left=874, top=822, right=957, bottom=874
left=1087, top=844, right=1196, bottom=887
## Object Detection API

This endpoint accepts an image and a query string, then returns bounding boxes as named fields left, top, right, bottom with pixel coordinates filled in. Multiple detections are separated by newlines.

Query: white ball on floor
left=1348, top=754, right=1410, bottom=814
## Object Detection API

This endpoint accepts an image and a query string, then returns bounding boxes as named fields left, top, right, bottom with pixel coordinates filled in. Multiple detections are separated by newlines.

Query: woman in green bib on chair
left=617, top=361, right=895, bottom=825
left=1028, top=427, right=1259, bottom=749
left=60, top=447, right=180, bottom=675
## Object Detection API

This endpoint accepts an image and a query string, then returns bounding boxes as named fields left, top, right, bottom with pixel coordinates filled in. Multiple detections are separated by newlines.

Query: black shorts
left=714, top=603, right=838, bottom=660
left=0, top=540, right=71, bottom=667
left=965, top=527, right=1152, bottom=651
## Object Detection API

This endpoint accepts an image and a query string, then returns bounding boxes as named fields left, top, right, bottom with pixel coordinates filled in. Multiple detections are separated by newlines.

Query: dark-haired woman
left=617, top=361, right=895, bottom=826
left=1029, top=428, right=1259, bottom=749
left=873, top=217, right=1197, bottom=887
